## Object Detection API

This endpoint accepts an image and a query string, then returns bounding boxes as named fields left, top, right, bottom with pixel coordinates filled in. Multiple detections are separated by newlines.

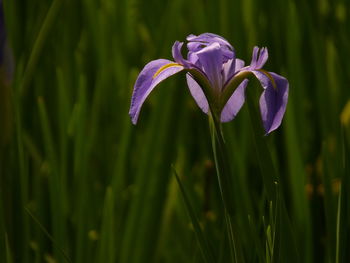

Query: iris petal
left=249, top=46, right=268, bottom=70
left=196, top=42, right=223, bottom=91
left=254, top=71, right=289, bottom=134
left=130, top=33, right=288, bottom=131
left=187, top=42, right=203, bottom=53
left=257, top=48, right=268, bottom=68
left=220, top=79, right=248, bottom=122
left=186, top=73, right=209, bottom=113
left=187, top=33, right=235, bottom=62
left=187, top=52, right=200, bottom=66
left=222, top=59, right=235, bottom=84
left=129, top=59, right=184, bottom=124
left=235, top=59, right=245, bottom=71
left=172, top=41, right=191, bottom=67
left=250, top=47, right=259, bottom=69
left=187, top=33, right=233, bottom=51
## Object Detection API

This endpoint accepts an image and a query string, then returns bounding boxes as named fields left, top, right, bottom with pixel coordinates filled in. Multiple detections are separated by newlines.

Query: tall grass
left=1, top=0, right=350, bottom=262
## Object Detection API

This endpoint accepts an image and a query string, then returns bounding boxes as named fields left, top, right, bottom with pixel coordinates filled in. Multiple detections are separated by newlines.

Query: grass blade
left=97, top=187, right=116, bottom=263
left=20, top=0, right=63, bottom=96
left=24, top=207, right=72, bottom=263
left=246, top=85, right=300, bottom=262
left=336, top=128, right=350, bottom=263
left=5, top=233, right=13, bottom=263
left=172, top=166, right=215, bottom=263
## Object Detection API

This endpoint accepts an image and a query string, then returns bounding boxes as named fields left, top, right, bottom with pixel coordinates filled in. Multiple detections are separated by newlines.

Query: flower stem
left=208, top=112, right=234, bottom=214
left=208, top=112, right=238, bottom=263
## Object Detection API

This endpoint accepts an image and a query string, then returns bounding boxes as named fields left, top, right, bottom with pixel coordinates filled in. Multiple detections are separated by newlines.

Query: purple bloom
left=129, top=33, right=288, bottom=134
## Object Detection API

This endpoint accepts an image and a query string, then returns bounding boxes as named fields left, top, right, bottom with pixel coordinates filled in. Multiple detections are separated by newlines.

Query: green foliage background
left=1, top=0, right=350, bottom=262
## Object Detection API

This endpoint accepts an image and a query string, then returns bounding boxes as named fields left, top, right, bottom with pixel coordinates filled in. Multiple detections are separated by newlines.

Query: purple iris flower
left=129, top=33, right=288, bottom=134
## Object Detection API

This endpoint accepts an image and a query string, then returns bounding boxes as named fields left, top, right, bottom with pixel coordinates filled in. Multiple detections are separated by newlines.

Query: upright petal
left=187, top=33, right=235, bottom=62
left=222, top=58, right=237, bottom=84
left=196, top=42, right=223, bottom=91
left=257, top=72, right=289, bottom=134
left=187, top=33, right=233, bottom=50
left=257, top=48, right=268, bottom=68
left=129, top=59, right=184, bottom=124
left=249, top=47, right=259, bottom=69
left=249, top=46, right=268, bottom=70
left=186, top=73, right=209, bottom=113
left=187, top=51, right=200, bottom=66
left=220, top=79, right=248, bottom=122
left=187, top=42, right=203, bottom=53
left=235, top=58, right=245, bottom=71
left=223, top=58, right=246, bottom=86
left=172, top=41, right=191, bottom=67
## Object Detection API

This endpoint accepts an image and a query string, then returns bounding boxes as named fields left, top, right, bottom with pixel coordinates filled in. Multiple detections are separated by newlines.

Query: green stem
left=208, top=112, right=234, bottom=214
left=20, top=0, right=63, bottom=97
left=208, top=111, right=238, bottom=263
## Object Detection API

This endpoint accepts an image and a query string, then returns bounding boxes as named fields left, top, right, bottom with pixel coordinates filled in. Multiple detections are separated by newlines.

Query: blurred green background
left=1, top=0, right=350, bottom=262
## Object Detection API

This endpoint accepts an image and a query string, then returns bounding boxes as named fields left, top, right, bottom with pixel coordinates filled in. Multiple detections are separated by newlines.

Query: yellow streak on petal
left=152, top=63, right=182, bottom=79
left=257, top=69, right=277, bottom=90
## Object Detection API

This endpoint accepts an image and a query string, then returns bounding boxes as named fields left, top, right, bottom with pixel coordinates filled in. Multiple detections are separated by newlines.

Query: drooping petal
left=257, top=72, right=289, bottom=134
left=186, top=73, right=209, bottom=113
left=220, top=79, right=248, bottom=122
left=196, top=42, right=223, bottom=91
left=129, top=59, right=184, bottom=124
left=251, top=70, right=270, bottom=89
left=249, top=46, right=268, bottom=70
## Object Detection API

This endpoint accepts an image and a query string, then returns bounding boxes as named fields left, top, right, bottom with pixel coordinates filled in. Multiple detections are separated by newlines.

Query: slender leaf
left=173, top=166, right=216, bottom=263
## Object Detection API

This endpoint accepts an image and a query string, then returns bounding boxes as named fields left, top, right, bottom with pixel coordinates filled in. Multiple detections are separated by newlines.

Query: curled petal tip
left=129, top=110, right=138, bottom=125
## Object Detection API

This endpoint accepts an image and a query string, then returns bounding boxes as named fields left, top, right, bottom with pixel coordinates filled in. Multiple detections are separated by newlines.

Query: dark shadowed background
left=1, top=0, right=350, bottom=262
